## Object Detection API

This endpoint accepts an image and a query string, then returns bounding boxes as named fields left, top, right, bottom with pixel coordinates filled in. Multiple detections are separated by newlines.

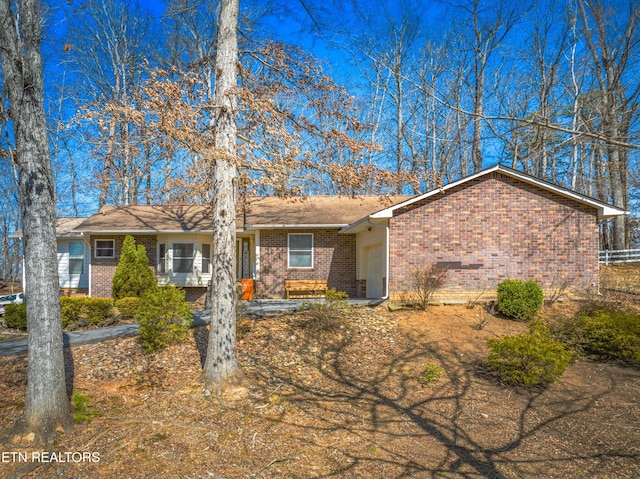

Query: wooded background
left=1, top=0, right=638, bottom=283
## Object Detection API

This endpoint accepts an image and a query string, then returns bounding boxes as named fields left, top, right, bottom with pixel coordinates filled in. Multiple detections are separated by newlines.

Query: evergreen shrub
left=325, top=288, right=349, bottom=308
left=4, top=303, right=27, bottom=330
left=486, top=321, right=573, bottom=387
left=579, top=309, right=640, bottom=363
left=112, top=235, right=156, bottom=300
left=115, top=297, right=142, bottom=319
left=60, top=296, right=85, bottom=328
left=496, top=279, right=544, bottom=321
left=137, top=285, right=193, bottom=353
left=84, top=298, right=114, bottom=325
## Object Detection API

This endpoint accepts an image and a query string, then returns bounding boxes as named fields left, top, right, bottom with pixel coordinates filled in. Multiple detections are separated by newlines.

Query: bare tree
left=0, top=0, right=71, bottom=442
left=576, top=0, right=640, bottom=249
left=455, top=0, right=519, bottom=172
left=66, top=0, right=159, bottom=207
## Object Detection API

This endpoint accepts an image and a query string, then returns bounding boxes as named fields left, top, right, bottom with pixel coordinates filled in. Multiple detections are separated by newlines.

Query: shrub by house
left=486, top=321, right=573, bottom=387
left=112, top=235, right=156, bottom=300
left=496, top=279, right=544, bottom=321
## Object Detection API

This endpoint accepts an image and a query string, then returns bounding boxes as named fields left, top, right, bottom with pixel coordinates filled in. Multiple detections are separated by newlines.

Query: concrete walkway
left=0, top=299, right=380, bottom=357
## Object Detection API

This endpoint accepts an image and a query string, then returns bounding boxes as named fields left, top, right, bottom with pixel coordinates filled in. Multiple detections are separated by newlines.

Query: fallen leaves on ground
left=1, top=304, right=638, bottom=479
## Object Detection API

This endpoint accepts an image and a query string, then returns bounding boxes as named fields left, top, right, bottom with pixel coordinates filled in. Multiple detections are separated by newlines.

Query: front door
left=366, top=244, right=384, bottom=299
left=236, top=237, right=252, bottom=280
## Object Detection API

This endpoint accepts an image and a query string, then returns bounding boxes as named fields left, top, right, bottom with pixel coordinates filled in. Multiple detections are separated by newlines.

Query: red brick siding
left=256, top=229, right=357, bottom=298
left=90, top=235, right=157, bottom=298
left=389, top=173, right=599, bottom=301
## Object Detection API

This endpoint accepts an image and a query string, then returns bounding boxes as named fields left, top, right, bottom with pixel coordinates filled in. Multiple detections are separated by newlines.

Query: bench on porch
left=285, top=279, right=328, bottom=299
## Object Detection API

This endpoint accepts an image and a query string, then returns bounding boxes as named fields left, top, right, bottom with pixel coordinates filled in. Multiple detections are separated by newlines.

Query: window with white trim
left=288, top=233, right=313, bottom=268
left=94, top=239, right=115, bottom=258
left=158, top=243, right=166, bottom=274
left=172, top=243, right=194, bottom=273
left=68, top=241, right=84, bottom=275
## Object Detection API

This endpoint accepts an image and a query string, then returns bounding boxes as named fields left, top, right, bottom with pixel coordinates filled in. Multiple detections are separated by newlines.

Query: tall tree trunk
left=100, top=120, right=117, bottom=208
left=202, top=0, right=244, bottom=397
left=0, top=0, right=72, bottom=443
left=576, top=0, right=636, bottom=250
left=471, top=64, right=483, bottom=172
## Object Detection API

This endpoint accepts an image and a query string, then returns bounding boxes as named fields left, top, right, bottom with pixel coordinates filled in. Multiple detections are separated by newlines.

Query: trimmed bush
left=60, top=297, right=114, bottom=327
left=496, top=279, right=544, bottom=321
left=579, top=309, right=640, bottom=363
left=4, top=303, right=27, bottom=330
left=112, top=235, right=156, bottom=300
left=137, top=285, right=193, bottom=353
left=60, top=296, right=86, bottom=328
left=486, top=321, right=573, bottom=387
left=115, top=297, right=142, bottom=319
left=84, top=298, right=114, bottom=325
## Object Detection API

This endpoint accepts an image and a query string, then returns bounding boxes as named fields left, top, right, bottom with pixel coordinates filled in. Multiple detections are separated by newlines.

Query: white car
left=0, top=292, right=24, bottom=315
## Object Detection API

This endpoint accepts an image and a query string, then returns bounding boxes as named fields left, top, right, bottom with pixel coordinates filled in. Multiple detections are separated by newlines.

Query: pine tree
left=112, top=235, right=156, bottom=299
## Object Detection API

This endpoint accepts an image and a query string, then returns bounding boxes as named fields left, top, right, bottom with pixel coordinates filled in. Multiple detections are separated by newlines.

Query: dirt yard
left=1, top=303, right=638, bottom=479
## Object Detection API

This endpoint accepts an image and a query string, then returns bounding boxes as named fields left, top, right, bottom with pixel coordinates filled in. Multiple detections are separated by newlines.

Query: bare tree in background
left=576, top=0, right=640, bottom=250
left=66, top=0, right=157, bottom=207
left=0, top=0, right=72, bottom=442
left=456, top=0, right=519, bottom=172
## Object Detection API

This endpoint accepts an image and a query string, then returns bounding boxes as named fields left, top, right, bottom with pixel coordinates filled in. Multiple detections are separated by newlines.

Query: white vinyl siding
left=288, top=233, right=313, bottom=268
left=56, top=239, right=88, bottom=289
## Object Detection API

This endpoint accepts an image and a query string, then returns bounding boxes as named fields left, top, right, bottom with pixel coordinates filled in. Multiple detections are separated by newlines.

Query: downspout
left=80, top=232, right=91, bottom=297
left=366, top=220, right=390, bottom=300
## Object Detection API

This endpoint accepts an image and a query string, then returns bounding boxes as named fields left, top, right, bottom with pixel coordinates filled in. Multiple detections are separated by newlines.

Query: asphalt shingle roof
left=73, top=196, right=413, bottom=233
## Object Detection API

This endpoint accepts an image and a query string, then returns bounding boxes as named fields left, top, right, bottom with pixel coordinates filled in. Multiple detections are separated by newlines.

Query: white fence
left=599, top=249, right=640, bottom=265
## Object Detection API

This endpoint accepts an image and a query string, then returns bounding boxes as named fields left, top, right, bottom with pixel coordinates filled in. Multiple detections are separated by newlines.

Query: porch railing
left=599, top=249, right=640, bottom=265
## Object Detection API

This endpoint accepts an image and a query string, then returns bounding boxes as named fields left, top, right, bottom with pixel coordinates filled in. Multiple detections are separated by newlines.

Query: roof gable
left=369, top=164, right=627, bottom=220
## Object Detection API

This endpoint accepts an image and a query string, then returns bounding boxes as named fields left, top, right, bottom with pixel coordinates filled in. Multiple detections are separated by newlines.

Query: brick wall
left=90, top=235, right=157, bottom=298
left=388, top=173, right=599, bottom=301
left=256, top=229, right=357, bottom=298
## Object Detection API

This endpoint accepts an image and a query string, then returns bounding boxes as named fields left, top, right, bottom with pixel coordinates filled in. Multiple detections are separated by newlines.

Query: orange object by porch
left=241, top=279, right=254, bottom=301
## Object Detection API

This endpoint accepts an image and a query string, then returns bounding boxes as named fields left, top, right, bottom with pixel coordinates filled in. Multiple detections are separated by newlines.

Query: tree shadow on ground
left=249, top=314, right=637, bottom=478
left=192, top=325, right=209, bottom=368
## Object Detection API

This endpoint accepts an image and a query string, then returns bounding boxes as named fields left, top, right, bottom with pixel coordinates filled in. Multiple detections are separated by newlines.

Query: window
left=158, top=244, right=166, bottom=274
left=172, top=243, right=194, bottom=273
left=95, top=239, right=114, bottom=258
left=288, top=233, right=313, bottom=268
left=201, top=244, right=211, bottom=274
left=68, top=241, right=84, bottom=275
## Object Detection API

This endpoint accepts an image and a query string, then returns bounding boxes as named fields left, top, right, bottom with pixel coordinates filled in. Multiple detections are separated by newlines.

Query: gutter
left=244, top=224, right=348, bottom=230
